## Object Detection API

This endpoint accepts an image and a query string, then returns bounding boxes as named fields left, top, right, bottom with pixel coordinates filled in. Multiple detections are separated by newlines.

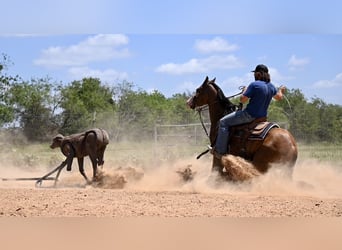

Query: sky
left=1, top=0, right=342, bottom=105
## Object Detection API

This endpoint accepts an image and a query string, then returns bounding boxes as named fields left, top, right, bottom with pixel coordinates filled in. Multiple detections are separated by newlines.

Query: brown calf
left=50, top=128, right=109, bottom=183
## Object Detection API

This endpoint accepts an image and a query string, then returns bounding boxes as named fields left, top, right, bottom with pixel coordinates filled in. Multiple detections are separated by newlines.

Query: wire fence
left=153, top=122, right=342, bottom=163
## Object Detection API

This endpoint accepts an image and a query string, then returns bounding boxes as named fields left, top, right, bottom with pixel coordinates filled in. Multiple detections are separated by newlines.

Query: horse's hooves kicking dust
left=221, top=155, right=261, bottom=181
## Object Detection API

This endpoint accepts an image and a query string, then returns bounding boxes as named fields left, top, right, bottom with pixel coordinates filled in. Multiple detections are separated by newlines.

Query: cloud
left=34, top=34, right=130, bottom=68
left=177, top=80, right=198, bottom=93
left=223, top=74, right=251, bottom=88
left=194, top=37, right=239, bottom=54
left=156, top=55, right=243, bottom=75
left=268, top=67, right=294, bottom=83
left=68, top=66, right=128, bottom=83
left=313, top=73, right=342, bottom=89
left=288, top=54, right=310, bottom=70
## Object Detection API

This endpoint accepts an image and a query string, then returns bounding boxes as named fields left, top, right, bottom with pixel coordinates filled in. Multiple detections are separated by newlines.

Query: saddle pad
left=248, top=122, right=280, bottom=140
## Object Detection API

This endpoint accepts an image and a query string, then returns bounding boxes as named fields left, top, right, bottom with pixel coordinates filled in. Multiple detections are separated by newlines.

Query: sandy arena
left=1, top=155, right=342, bottom=217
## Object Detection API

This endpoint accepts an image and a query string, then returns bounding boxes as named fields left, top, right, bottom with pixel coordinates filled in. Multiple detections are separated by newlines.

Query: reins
left=196, top=105, right=210, bottom=138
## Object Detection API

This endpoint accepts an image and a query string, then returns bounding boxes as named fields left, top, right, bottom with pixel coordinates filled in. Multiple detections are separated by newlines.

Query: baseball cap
left=252, top=64, right=268, bottom=73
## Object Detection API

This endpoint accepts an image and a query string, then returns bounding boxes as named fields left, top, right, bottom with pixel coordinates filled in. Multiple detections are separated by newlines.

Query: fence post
left=154, top=124, right=158, bottom=158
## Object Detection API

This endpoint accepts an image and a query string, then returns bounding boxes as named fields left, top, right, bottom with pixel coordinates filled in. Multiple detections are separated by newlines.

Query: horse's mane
left=209, top=81, right=234, bottom=107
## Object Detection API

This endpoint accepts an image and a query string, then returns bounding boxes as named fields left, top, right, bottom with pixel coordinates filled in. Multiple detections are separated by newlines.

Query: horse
left=186, top=76, right=298, bottom=179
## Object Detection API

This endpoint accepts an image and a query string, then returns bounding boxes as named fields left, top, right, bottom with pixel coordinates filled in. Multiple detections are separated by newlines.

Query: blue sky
left=1, top=0, right=342, bottom=105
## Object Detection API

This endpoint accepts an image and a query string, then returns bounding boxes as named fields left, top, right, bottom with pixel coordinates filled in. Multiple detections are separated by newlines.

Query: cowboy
left=211, top=64, right=286, bottom=158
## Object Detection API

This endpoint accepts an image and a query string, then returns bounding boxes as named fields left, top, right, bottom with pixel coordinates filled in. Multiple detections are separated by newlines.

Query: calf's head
left=50, top=134, right=64, bottom=149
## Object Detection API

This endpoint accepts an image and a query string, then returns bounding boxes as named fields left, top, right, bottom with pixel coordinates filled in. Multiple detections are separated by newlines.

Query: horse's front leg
left=212, top=157, right=224, bottom=174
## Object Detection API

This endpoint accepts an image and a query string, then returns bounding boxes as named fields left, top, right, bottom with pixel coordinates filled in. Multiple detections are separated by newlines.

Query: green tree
left=59, top=77, right=114, bottom=134
left=167, top=93, right=197, bottom=125
left=274, top=89, right=342, bottom=143
left=273, top=88, right=309, bottom=141
left=311, top=97, right=342, bottom=143
left=0, top=54, right=20, bottom=126
left=115, top=90, right=167, bottom=140
left=8, top=78, right=55, bottom=141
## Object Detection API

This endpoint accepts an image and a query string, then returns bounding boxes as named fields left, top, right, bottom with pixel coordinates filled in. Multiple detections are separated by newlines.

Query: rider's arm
left=239, top=86, right=249, bottom=103
left=273, top=86, right=286, bottom=101
left=240, top=94, right=249, bottom=103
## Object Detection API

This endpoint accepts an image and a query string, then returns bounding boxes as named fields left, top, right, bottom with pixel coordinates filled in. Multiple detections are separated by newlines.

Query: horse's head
left=186, top=76, right=217, bottom=109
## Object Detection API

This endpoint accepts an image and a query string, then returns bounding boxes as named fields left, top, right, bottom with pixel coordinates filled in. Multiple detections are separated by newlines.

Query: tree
left=167, top=93, right=197, bottom=125
left=0, top=54, right=20, bottom=126
left=115, top=90, right=166, bottom=140
left=273, top=88, right=309, bottom=140
left=8, top=78, right=55, bottom=141
left=273, top=89, right=342, bottom=143
left=59, top=77, right=114, bottom=135
left=311, top=97, right=342, bottom=143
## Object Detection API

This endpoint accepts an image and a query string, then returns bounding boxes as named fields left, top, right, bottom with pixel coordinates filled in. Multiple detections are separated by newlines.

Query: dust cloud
left=112, top=155, right=342, bottom=199
left=1, top=140, right=342, bottom=200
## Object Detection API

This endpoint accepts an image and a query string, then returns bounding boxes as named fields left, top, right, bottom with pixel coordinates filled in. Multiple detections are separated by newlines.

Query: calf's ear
left=53, top=134, right=64, bottom=140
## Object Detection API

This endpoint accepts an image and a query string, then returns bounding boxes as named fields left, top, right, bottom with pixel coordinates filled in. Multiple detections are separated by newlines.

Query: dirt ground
left=2, top=155, right=342, bottom=250
left=1, top=156, right=342, bottom=218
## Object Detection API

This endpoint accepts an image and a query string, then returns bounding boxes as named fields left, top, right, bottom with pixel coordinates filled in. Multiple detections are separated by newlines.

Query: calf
left=50, top=128, right=109, bottom=183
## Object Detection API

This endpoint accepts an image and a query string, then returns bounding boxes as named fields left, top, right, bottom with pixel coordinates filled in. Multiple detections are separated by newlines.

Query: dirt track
left=1, top=157, right=342, bottom=218
left=1, top=188, right=342, bottom=217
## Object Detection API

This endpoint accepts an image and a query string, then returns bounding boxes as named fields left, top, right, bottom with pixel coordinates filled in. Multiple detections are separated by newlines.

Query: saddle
left=229, top=117, right=280, bottom=159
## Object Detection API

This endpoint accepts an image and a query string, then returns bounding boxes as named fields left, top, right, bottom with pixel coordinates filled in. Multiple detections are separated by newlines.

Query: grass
left=298, top=143, right=342, bottom=163
left=0, top=140, right=206, bottom=172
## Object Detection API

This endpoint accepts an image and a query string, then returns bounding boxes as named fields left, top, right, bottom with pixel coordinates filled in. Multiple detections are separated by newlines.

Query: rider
left=211, top=64, right=286, bottom=159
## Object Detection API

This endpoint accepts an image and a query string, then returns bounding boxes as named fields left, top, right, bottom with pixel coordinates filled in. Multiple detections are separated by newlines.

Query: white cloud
left=34, top=34, right=130, bottom=68
left=194, top=37, right=239, bottom=54
left=68, top=66, right=128, bottom=83
left=156, top=55, right=243, bottom=75
left=223, top=74, right=251, bottom=88
left=177, top=80, right=198, bottom=93
left=288, top=54, right=310, bottom=70
left=268, top=67, right=294, bottom=83
left=313, top=73, right=342, bottom=89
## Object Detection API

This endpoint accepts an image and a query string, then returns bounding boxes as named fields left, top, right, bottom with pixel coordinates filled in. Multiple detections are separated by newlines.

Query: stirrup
left=208, top=145, right=222, bottom=159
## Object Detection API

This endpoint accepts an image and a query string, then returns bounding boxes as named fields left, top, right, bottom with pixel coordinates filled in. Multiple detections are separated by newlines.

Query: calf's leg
left=97, top=146, right=106, bottom=166
left=77, top=157, right=90, bottom=184
left=89, top=155, right=99, bottom=182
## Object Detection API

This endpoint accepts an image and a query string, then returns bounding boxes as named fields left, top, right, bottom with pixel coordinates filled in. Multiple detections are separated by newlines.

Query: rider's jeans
left=215, top=110, right=254, bottom=155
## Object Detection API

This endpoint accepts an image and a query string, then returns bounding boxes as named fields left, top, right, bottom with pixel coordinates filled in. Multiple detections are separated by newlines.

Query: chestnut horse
left=187, top=76, right=298, bottom=176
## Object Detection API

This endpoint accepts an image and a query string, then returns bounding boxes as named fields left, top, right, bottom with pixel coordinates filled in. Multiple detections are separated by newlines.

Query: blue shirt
left=243, top=80, right=277, bottom=118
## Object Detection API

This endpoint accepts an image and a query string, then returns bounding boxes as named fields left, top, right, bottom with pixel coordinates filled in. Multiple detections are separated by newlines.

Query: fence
left=154, top=123, right=210, bottom=146
left=153, top=120, right=289, bottom=147
left=152, top=123, right=212, bottom=160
